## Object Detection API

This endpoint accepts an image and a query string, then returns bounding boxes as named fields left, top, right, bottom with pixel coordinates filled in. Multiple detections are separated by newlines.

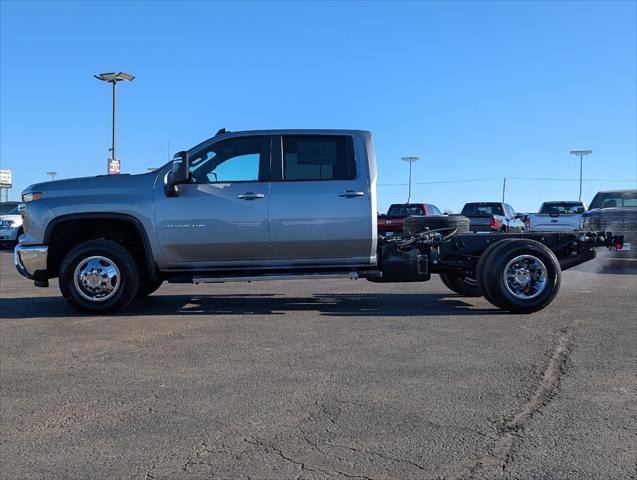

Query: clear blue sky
left=1, top=0, right=635, bottom=212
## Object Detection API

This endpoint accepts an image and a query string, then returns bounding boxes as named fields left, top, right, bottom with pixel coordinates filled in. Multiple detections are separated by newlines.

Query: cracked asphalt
left=1, top=251, right=635, bottom=479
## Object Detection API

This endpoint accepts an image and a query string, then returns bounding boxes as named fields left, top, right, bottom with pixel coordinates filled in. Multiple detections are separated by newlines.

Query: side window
left=282, top=135, right=356, bottom=181
left=430, top=205, right=442, bottom=215
left=505, top=204, right=516, bottom=217
left=188, top=136, right=266, bottom=183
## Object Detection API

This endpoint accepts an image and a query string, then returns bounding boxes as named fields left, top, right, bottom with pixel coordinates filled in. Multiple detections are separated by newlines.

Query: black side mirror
left=165, top=151, right=190, bottom=197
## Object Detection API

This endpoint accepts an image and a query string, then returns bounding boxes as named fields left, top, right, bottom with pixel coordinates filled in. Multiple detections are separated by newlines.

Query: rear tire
left=59, top=239, right=139, bottom=313
left=476, top=239, right=517, bottom=307
left=404, top=215, right=470, bottom=235
left=439, top=272, right=481, bottom=297
left=479, top=239, right=561, bottom=314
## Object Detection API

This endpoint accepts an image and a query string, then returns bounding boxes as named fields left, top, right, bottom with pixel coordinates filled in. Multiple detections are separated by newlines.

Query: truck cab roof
left=189, top=129, right=372, bottom=154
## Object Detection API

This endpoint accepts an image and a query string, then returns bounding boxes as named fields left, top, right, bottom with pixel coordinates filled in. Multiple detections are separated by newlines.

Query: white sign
left=0, top=169, right=12, bottom=188
left=108, top=158, right=121, bottom=175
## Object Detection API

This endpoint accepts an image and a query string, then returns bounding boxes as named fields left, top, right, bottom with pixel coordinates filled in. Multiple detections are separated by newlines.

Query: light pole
left=46, top=171, right=57, bottom=181
left=401, top=156, right=419, bottom=204
left=570, top=150, right=592, bottom=201
left=94, top=72, right=135, bottom=174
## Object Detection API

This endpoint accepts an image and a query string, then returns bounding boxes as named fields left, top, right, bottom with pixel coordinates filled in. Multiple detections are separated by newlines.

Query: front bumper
left=14, top=244, right=49, bottom=286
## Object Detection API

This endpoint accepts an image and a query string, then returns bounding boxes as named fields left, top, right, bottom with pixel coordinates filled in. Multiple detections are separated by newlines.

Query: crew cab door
left=268, top=134, right=374, bottom=266
left=154, top=135, right=271, bottom=267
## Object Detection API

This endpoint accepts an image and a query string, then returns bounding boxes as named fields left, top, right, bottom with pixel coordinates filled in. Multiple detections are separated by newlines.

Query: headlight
left=0, top=220, right=14, bottom=228
left=22, top=192, right=42, bottom=203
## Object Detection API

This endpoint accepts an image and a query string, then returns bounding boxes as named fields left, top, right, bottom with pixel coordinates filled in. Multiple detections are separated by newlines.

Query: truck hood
left=22, top=171, right=162, bottom=199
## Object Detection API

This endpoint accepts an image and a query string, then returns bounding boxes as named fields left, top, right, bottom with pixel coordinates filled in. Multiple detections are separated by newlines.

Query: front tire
left=59, top=239, right=139, bottom=313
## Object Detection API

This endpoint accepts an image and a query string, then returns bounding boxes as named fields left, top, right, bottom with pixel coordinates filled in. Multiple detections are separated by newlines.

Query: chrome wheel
left=73, top=256, right=121, bottom=302
left=503, top=254, right=547, bottom=300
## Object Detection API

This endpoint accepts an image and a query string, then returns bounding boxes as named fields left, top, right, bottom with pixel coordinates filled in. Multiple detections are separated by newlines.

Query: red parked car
left=378, top=203, right=442, bottom=236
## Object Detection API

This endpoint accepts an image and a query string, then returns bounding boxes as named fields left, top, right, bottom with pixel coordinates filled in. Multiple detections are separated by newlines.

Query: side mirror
left=165, top=151, right=190, bottom=197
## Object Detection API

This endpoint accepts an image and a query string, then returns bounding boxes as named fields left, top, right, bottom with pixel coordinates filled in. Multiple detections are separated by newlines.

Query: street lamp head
left=401, top=156, right=419, bottom=163
left=570, top=150, right=592, bottom=156
left=94, top=72, right=135, bottom=83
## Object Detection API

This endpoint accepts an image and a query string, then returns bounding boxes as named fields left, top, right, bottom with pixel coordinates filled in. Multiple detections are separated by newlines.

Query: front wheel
left=59, top=239, right=140, bottom=313
left=479, top=239, right=561, bottom=314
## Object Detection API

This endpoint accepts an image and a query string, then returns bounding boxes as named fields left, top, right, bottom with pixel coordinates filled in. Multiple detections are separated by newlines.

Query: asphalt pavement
left=0, top=250, right=635, bottom=479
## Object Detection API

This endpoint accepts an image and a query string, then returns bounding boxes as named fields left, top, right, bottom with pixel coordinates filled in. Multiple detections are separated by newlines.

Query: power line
left=378, top=177, right=500, bottom=186
left=378, top=176, right=634, bottom=186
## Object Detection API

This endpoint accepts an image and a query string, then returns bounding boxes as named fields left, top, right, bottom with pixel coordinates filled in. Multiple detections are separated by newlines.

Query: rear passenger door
left=268, top=134, right=373, bottom=266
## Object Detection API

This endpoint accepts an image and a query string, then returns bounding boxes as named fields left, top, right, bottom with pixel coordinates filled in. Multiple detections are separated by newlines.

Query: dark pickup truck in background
left=378, top=203, right=441, bottom=236
left=460, top=202, right=526, bottom=233
left=583, top=189, right=637, bottom=256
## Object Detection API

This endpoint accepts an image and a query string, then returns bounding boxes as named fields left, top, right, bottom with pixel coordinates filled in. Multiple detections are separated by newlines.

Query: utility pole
left=401, top=156, right=419, bottom=204
left=570, top=150, right=592, bottom=201
left=502, top=177, right=506, bottom=202
left=94, top=72, right=135, bottom=174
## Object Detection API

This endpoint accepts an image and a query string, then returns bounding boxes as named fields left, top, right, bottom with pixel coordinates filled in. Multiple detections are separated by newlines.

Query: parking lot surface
left=1, top=251, right=635, bottom=479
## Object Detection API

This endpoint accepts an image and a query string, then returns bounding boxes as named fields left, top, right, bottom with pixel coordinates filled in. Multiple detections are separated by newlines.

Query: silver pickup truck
left=15, top=129, right=621, bottom=314
left=525, top=201, right=586, bottom=232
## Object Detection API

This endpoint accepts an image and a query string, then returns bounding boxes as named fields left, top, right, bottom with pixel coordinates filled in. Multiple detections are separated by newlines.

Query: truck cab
left=154, top=130, right=376, bottom=269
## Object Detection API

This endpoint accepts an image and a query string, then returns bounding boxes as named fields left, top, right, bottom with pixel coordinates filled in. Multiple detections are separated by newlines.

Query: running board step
left=192, top=272, right=361, bottom=284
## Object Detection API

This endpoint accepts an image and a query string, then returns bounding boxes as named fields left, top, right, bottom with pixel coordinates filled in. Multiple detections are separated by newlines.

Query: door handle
left=338, top=190, right=365, bottom=198
left=238, top=192, right=265, bottom=200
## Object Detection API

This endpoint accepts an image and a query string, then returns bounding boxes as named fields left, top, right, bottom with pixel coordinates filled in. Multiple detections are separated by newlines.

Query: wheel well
left=47, top=218, right=151, bottom=279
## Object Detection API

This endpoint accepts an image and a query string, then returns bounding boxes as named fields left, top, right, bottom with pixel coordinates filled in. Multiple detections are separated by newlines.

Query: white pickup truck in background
left=525, top=201, right=587, bottom=232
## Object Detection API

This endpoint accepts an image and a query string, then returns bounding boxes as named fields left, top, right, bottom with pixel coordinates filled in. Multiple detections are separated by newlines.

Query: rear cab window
left=281, top=135, right=356, bottom=181
left=461, top=203, right=504, bottom=216
left=589, top=191, right=637, bottom=209
left=387, top=204, right=425, bottom=217
left=540, top=202, right=585, bottom=214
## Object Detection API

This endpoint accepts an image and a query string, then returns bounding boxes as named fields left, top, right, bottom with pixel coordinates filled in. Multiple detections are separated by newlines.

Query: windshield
left=589, top=191, right=637, bottom=209
left=7, top=207, right=19, bottom=215
left=461, top=203, right=504, bottom=216
left=540, top=202, right=585, bottom=214
left=387, top=204, right=424, bottom=217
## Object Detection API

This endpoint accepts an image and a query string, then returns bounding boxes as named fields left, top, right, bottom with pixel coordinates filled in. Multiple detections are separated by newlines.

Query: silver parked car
left=0, top=205, right=23, bottom=247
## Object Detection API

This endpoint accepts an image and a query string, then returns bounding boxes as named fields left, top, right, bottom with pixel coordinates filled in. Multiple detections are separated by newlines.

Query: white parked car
left=0, top=205, right=23, bottom=247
